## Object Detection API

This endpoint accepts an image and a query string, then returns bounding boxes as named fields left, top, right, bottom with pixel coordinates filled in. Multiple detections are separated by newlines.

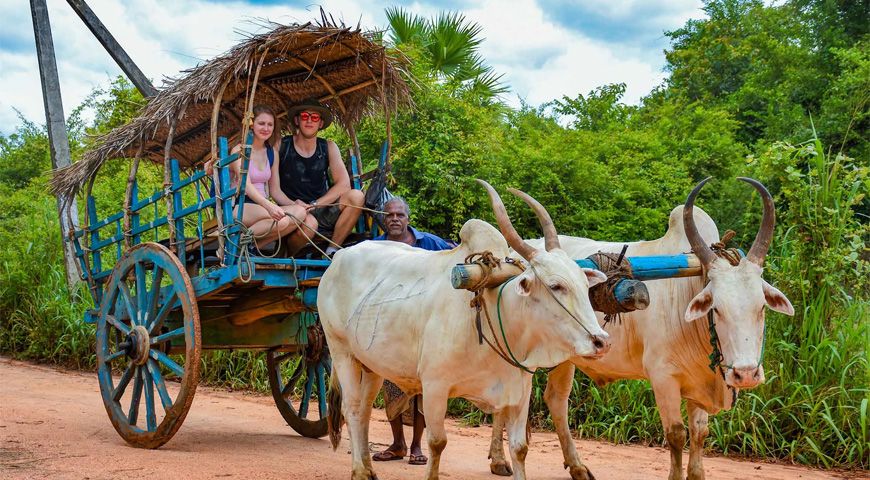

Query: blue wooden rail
left=577, top=254, right=704, bottom=281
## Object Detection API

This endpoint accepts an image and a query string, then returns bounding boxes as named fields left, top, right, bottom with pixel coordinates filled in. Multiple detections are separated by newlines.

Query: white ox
left=319, top=181, right=612, bottom=480
left=487, top=177, right=795, bottom=480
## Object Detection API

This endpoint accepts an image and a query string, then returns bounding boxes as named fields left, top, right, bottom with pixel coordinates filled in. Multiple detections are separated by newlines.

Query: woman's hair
left=251, top=104, right=281, bottom=147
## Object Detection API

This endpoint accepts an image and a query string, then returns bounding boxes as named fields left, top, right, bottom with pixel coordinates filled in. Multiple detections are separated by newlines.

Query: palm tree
left=385, top=7, right=507, bottom=102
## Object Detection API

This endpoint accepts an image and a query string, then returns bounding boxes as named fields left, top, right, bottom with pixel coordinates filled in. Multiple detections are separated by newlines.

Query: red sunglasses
left=299, top=111, right=321, bottom=123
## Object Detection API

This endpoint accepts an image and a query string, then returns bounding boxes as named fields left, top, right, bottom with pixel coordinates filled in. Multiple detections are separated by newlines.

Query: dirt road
left=0, top=358, right=860, bottom=479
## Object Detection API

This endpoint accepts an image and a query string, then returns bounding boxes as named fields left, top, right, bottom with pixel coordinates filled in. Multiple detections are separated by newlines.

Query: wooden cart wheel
left=266, top=322, right=331, bottom=438
left=96, top=242, right=201, bottom=449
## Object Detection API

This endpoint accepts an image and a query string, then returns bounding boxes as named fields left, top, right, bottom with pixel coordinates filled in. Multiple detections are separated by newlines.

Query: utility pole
left=30, top=0, right=81, bottom=290
left=66, top=0, right=157, bottom=98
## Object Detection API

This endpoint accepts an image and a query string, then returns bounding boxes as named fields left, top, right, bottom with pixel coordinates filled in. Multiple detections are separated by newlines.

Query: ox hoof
left=490, top=460, right=513, bottom=476
left=352, top=469, right=378, bottom=480
left=687, top=468, right=705, bottom=480
left=566, top=464, right=596, bottom=480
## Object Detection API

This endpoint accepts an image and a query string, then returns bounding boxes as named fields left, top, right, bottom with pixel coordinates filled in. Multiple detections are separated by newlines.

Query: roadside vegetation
left=1, top=0, right=866, bottom=469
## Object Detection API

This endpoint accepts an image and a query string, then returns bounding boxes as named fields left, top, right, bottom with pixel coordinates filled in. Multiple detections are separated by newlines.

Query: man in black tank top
left=275, top=99, right=364, bottom=255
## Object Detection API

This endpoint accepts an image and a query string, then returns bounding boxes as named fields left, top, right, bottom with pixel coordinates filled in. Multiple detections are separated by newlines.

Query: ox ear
left=583, top=269, right=608, bottom=288
left=685, top=284, right=713, bottom=322
left=762, top=280, right=795, bottom=316
left=515, top=276, right=532, bottom=297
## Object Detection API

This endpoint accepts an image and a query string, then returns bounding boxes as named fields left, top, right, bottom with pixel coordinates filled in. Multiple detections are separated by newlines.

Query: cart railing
left=71, top=135, right=255, bottom=305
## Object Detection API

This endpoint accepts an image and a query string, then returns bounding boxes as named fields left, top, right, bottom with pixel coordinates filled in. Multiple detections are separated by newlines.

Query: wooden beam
left=30, top=0, right=81, bottom=290
left=65, top=0, right=157, bottom=98
left=226, top=289, right=307, bottom=326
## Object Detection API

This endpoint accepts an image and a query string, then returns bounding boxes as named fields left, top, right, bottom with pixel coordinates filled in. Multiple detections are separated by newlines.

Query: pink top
left=247, top=158, right=271, bottom=198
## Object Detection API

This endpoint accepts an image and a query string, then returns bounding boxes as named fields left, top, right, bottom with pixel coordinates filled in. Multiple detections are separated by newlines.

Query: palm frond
left=386, top=6, right=427, bottom=46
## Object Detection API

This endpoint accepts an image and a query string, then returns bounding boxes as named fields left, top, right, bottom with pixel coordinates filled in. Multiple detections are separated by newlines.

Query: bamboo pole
left=30, top=0, right=81, bottom=290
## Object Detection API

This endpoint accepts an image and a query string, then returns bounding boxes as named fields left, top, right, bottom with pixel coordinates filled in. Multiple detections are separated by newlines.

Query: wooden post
left=30, top=0, right=81, bottom=290
left=65, top=0, right=157, bottom=98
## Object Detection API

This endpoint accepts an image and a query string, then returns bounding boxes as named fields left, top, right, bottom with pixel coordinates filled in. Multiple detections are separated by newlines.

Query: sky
left=0, top=0, right=705, bottom=135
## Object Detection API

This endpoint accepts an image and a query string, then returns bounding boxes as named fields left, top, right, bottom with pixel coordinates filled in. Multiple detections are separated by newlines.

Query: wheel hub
left=126, top=325, right=151, bottom=365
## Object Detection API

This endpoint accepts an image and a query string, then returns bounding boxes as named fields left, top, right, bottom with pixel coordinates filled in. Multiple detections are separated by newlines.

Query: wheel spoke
left=128, top=368, right=143, bottom=425
left=147, top=359, right=174, bottom=411
left=119, top=281, right=137, bottom=326
left=135, top=263, right=147, bottom=324
left=142, top=365, right=157, bottom=431
left=150, top=327, right=185, bottom=346
left=105, top=348, right=127, bottom=364
left=299, top=364, right=316, bottom=419
left=316, top=361, right=327, bottom=419
left=105, top=315, right=131, bottom=336
left=272, top=351, right=293, bottom=365
left=282, top=359, right=305, bottom=398
left=148, top=291, right=178, bottom=335
left=145, top=266, right=164, bottom=329
left=150, top=349, right=184, bottom=378
left=112, top=362, right=135, bottom=402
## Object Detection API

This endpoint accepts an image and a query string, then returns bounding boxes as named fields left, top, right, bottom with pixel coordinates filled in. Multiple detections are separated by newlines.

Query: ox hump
left=458, top=219, right=510, bottom=256
left=667, top=205, right=719, bottom=246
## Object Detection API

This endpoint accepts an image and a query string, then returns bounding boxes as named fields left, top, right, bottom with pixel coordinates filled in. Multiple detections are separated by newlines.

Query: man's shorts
left=312, top=204, right=341, bottom=235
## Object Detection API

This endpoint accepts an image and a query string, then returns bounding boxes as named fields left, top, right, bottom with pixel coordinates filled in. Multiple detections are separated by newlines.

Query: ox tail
left=327, top=365, right=344, bottom=451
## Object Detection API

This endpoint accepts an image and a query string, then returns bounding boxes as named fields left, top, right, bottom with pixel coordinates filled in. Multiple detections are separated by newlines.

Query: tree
left=385, top=7, right=507, bottom=103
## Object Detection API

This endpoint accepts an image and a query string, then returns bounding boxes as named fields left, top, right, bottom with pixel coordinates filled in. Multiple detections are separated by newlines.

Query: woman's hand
left=204, top=159, right=215, bottom=176
left=267, top=203, right=286, bottom=221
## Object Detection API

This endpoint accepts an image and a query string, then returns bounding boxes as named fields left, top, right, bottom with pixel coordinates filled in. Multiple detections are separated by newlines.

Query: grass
left=0, top=140, right=866, bottom=469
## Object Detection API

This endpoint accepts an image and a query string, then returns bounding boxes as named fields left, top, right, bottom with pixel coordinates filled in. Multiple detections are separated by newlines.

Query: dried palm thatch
left=50, top=14, right=410, bottom=200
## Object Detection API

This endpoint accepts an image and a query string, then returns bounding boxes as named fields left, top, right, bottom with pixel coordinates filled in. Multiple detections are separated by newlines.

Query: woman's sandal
left=372, top=449, right=405, bottom=462
left=408, top=453, right=428, bottom=465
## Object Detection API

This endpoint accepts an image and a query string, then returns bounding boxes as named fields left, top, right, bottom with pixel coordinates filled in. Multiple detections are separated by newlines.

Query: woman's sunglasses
left=299, top=111, right=321, bottom=122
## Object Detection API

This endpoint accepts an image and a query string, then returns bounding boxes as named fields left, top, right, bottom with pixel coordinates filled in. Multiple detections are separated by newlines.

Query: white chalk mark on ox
left=488, top=177, right=795, bottom=480
left=320, top=180, right=610, bottom=480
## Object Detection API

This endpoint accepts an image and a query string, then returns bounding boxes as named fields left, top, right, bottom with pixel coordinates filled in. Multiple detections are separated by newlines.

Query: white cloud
left=0, top=0, right=705, bottom=135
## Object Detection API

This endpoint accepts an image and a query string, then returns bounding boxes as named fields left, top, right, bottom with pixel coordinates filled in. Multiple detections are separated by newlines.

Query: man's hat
left=288, top=98, right=333, bottom=129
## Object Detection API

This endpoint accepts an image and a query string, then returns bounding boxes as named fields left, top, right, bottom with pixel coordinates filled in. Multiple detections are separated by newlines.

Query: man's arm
left=313, top=139, right=351, bottom=205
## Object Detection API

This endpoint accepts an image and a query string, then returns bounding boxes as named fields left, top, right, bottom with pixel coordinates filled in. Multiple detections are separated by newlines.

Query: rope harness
left=465, top=251, right=600, bottom=375
left=465, top=252, right=538, bottom=373
left=701, top=229, right=766, bottom=407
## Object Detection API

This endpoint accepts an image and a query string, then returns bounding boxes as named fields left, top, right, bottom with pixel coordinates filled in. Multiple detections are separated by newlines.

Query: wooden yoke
left=452, top=258, right=651, bottom=315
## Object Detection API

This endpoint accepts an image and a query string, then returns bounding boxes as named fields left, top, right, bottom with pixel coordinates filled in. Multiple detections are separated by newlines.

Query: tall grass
left=451, top=139, right=869, bottom=469
left=0, top=141, right=866, bottom=469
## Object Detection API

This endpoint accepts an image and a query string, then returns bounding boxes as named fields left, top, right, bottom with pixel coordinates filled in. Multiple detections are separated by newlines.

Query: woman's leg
left=237, top=203, right=283, bottom=248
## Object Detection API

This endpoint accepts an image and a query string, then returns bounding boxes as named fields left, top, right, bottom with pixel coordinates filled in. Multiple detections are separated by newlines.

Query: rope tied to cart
left=588, top=245, right=632, bottom=326
left=220, top=218, right=284, bottom=282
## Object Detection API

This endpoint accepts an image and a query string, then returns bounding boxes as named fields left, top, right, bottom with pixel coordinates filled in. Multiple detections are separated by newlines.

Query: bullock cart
left=49, top=18, right=409, bottom=449
left=49, top=16, right=730, bottom=454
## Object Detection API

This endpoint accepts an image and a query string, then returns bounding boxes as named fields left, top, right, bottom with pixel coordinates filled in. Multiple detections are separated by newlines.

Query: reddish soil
left=1, top=358, right=864, bottom=479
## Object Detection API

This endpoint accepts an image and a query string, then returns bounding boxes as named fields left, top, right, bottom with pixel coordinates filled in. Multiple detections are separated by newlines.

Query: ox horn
left=477, top=179, right=537, bottom=261
left=683, top=177, right=717, bottom=268
left=738, top=177, right=775, bottom=265
left=507, top=188, right=561, bottom=251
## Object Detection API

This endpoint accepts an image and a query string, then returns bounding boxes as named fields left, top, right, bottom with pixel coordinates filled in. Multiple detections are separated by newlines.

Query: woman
left=215, top=105, right=307, bottom=251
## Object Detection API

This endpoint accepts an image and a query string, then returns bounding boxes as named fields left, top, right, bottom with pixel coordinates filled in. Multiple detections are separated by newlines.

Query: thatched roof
left=50, top=14, right=410, bottom=199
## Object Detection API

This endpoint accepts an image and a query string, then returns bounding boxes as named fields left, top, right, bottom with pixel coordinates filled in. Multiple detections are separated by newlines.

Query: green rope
left=496, top=279, right=536, bottom=374
left=295, top=310, right=318, bottom=344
